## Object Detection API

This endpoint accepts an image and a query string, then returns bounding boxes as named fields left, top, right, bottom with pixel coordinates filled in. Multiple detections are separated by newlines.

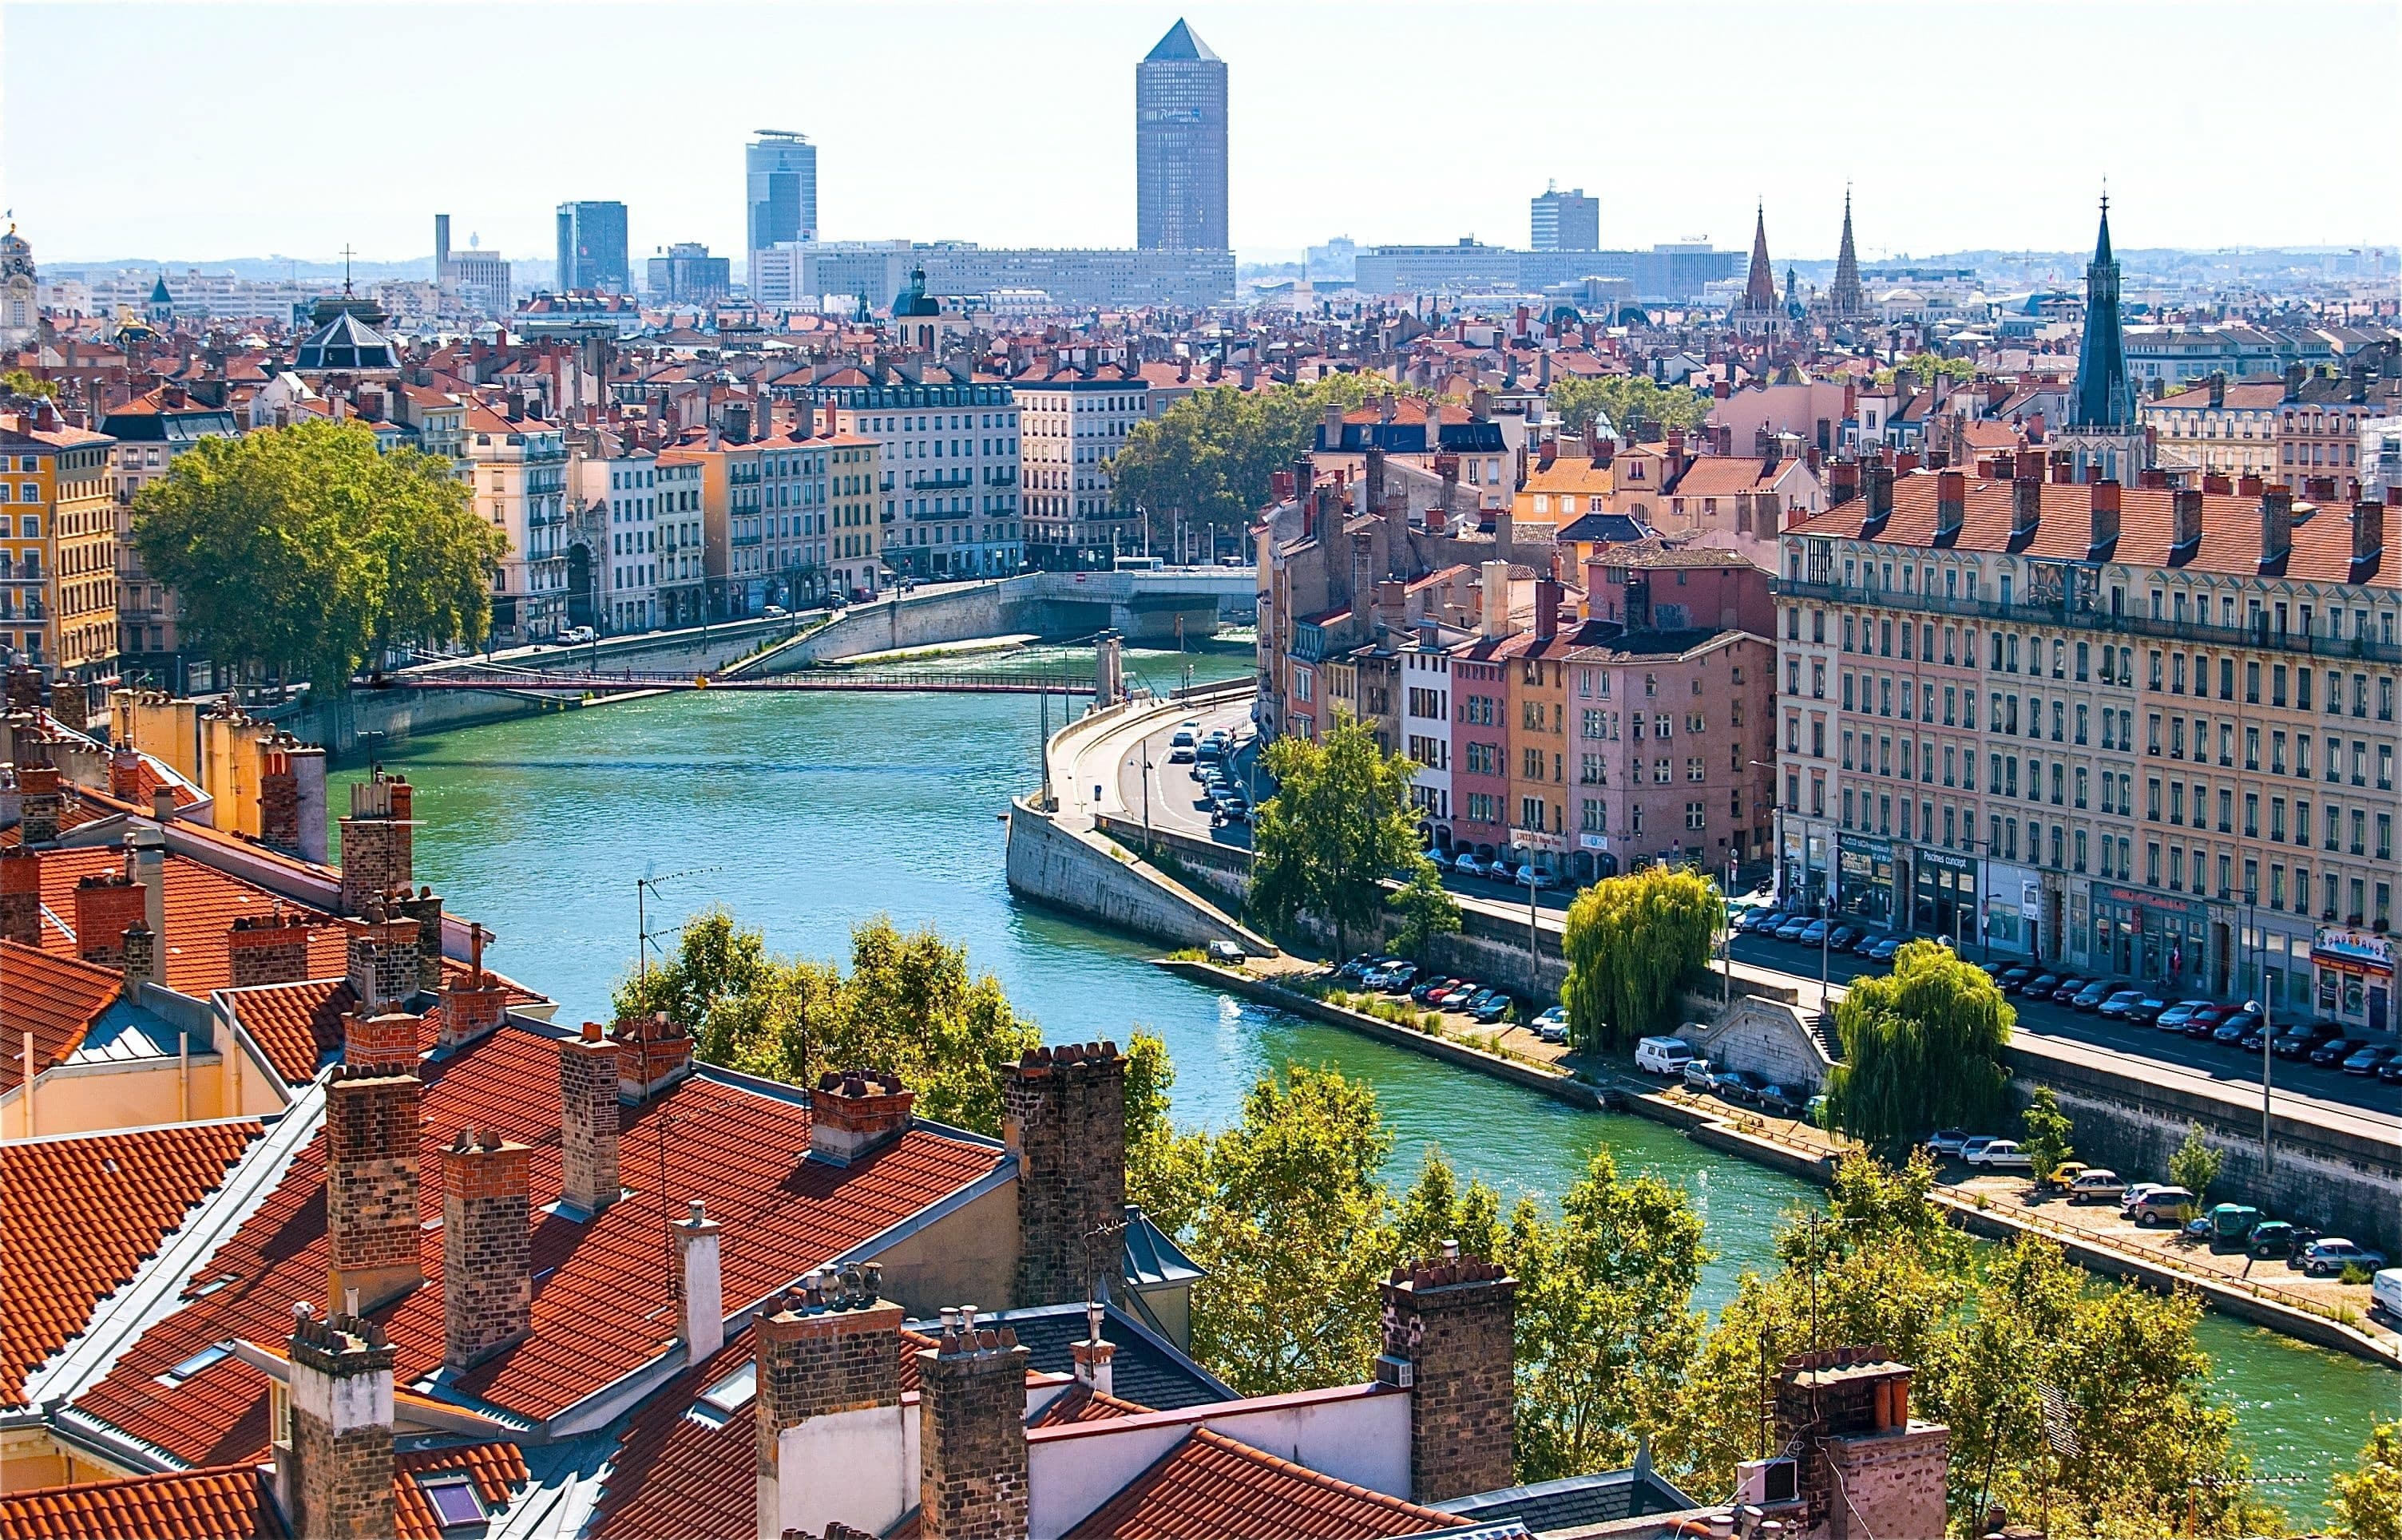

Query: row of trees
left=1547, top=374, right=1715, bottom=441
left=131, top=420, right=505, bottom=691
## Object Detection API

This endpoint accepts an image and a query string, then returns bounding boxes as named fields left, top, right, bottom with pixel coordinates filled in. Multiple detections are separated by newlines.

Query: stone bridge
left=758, top=567, right=1255, bottom=669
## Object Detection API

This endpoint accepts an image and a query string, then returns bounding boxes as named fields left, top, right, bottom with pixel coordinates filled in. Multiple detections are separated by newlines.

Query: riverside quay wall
left=1005, top=797, right=1276, bottom=957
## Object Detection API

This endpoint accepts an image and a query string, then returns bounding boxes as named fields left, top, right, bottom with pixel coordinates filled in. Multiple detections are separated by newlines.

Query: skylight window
left=700, top=1360, right=756, bottom=1414
left=155, top=1342, right=234, bottom=1387
left=417, top=1475, right=487, bottom=1530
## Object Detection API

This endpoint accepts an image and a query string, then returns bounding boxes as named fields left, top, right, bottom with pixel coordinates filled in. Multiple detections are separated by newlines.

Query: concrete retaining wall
left=1005, top=798, right=1276, bottom=956
left=758, top=586, right=1009, bottom=669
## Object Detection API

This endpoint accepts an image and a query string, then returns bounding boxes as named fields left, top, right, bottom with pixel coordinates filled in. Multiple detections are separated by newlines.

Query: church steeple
left=1742, top=203, right=1778, bottom=312
left=2069, top=196, right=2134, bottom=430
left=1829, top=188, right=1865, bottom=316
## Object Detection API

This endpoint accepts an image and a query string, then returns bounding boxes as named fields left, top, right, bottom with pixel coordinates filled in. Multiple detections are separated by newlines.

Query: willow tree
left=1825, top=940, right=2012, bottom=1148
left=1250, top=712, right=1422, bottom=961
left=1559, top=867, right=1720, bottom=1050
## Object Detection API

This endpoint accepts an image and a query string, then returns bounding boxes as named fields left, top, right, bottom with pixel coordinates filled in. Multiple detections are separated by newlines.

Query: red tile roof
left=0, top=1118, right=264, bottom=1407
left=0, top=1464, right=271, bottom=1540
left=27, top=845, right=352, bottom=994
left=1029, top=1384, right=1151, bottom=1427
left=393, top=1441, right=529, bottom=1540
left=1789, top=472, right=2396, bottom=589
left=73, top=1029, right=1005, bottom=1463
left=1, top=942, right=120, bottom=1076
left=1063, top=1427, right=1459, bottom=1540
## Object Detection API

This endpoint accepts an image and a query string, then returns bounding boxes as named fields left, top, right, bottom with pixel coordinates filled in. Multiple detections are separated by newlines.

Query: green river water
left=331, top=643, right=2392, bottom=1515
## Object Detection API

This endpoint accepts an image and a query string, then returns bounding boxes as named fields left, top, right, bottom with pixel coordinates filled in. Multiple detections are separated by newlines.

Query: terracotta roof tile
left=0, top=1464, right=270, bottom=1540
left=393, top=1441, right=528, bottom=1540
left=73, top=1029, right=1005, bottom=1463
left=1063, top=1427, right=1459, bottom=1540
left=1, top=942, right=121, bottom=1076
left=0, top=1119, right=264, bottom=1407
left=28, top=845, right=351, bottom=995
left=1029, top=1384, right=1151, bottom=1427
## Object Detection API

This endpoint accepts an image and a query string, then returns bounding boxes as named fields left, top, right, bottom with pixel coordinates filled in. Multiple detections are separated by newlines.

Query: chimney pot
left=440, top=1134, right=531, bottom=1371
left=1003, top=1042, right=1127, bottom=1308
left=559, top=1028, right=622, bottom=1213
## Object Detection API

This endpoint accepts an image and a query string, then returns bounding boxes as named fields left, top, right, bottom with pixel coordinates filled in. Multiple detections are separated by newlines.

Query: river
left=330, top=642, right=2392, bottom=1514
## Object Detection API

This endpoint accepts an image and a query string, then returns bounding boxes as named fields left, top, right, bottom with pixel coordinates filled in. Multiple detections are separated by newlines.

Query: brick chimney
left=1377, top=1247, right=1517, bottom=1504
left=438, top=923, right=509, bottom=1051
left=1861, top=465, right=1894, bottom=535
left=2352, top=494, right=2388, bottom=580
left=338, top=772, right=416, bottom=917
left=393, top=886, right=445, bottom=996
left=440, top=1128, right=532, bottom=1372
left=109, top=750, right=145, bottom=802
left=2087, top=479, right=2122, bottom=560
left=1532, top=577, right=1562, bottom=643
left=1774, top=1348, right=1949, bottom=1540
left=916, top=1310, right=1030, bottom=1540
left=1934, top=469, right=1965, bottom=544
left=810, top=1069, right=916, bottom=1166
left=1003, top=1041, right=1126, bottom=1308
left=2171, top=486, right=2205, bottom=556
left=345, top=901, right=422, bottom=1012
left=0, top=846, right=39, bottom=945
left=1069, top=1300, right=1115, bottom=1398
left=614, top=1012, right=695, bottom=1101
left=559, top=1023, right=621, bottom=1214
left=2009, top=467, right=2044, bottom=542
left=1349, top=530, right=1375, bottom=617
left=74, top=873, right=148, bottom=967
left=279, top=1307, right=398, bottom=1540
left=754, top=1270, right=909, bottom=1540
left=324, top=1063, right=424, bottom=1312
left=2258, top=485, right=2293, bottom=572
left=343, top=1004, right=420, bottom=1074
left=2237, top=472, right=2264, bottom=498
left=676, top=1199, right=723, bottom=1360
left=229, top=909, right=315, bottom=987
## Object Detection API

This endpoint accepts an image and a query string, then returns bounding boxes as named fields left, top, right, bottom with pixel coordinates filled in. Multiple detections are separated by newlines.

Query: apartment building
left=577, top=447, right=659, bottom=633
left=2138, top=374, right=2283, bottom=479
left=747, top=420, right=834, bottom=611
left=99, top=385, right=237, bottom=691
left=822, top=430, right=882, bottom=599
left=0, top=409, right=116, bottom=678
left=656, top=434, right=759, bottom=622
left=814, top=381, right=1021, bottom=580
left=650, top=456, right=706, bottom=625
left=467, top=405, right=570, bottom=644
left=1777, top=459, right=2396, bottom=1033
left=1018, top=366, right=1147, bottom=569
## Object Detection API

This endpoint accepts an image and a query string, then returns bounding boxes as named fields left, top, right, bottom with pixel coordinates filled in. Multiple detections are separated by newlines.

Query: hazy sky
left=6, top=1, right=2397, bottom=268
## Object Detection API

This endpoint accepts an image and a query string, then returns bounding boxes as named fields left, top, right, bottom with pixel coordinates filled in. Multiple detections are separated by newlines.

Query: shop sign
left=1838, top=833, right=1893, bottom=861
left=2098, top=885, right=2211, bottom=921
left=2021, top=880, right=2041, bottom=919
left=1917, top=846, right=1975, bottom=877
left=2312, top=926, right=2394, bottom=976
left=1580, top=833, right=1609, bottom=851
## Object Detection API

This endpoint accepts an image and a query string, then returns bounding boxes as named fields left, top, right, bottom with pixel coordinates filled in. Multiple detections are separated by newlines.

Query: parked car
left=1714, top=1068, right=1770, bottom=1106
left=1452, top=853, right=1486, bottom=879
left=2048, top=976, right=2088, bottom=1004
left=2096, top=989, right=2147, bottom=1019
left=1753, top=1083, right=1801, bottom=1118
left=1967, top=1138, right=2034, bottom=1170
left=2206, top=1204, right=2264, bottom=1248
left=1635, top=1036, right=1698, bottom=1075
left=2238, top=1022, right=2273, bottom=1053
left=1438, top=982, right=1481, bottom=1011
left=1205, top=940, right=1246, bottom=967
left=1521, top=865, right=1559, bottom=890
left=1995, top=965, right=2035, bottom=994
left=2212, top=1008, right=2264, bottom=1045
left=1798, top=919, right=1832, bottom=946
left=1376, top=963, right=1419, bottom=993
left=2378, top=1055, right=2402, bottom=1086
left=1410, top=976, right=1457, bottom=1004
left=1485, top=857, right=1518, bottom=885
left=2073, top=980, right=2121, bottom=1011
left=2024, top=972, right=2065, bottom=1000
left=2119, top=1182, right=2166, bottom=1213
left=2273, top=1022, right=2338, bottom=1059
left=1683, top=1057, right=1718, bottom=1093
left=2154, top=1000, right=2213, bottom=1032
left=1866, top=935, right=1906, bottom=962
left=1958, top=1135, right=2004, bottom=1164
left=1826, top=924, right=1863, bottom=952
left=2065, top=1169, right=2127, bottom=1203
left=1849, top=929, right=1888, bottom=956
left=1774, top=916, right=1814, bottom=942
left=2297, top=1239, right=2387, bottom=1278
left=1471, top=992, right=1514, bottom=1024
left=2341, top=1044, right=2395, bottom=1076
left=1924, top=1129, right=1972, bottom=1157
left=2308, top=1035, right=2362, bottom=1067
left=1804, top=1095, right=1830, bottom=1128
left=2245, top=1221, right=2302, bottom=1261
left=1532, top=1006, right=1570, bottom=1044
left=2123, top=995, right=2171, bottom=1024
left=2128, top=1186, right=2196, bottom=1226
left=1734, top=908, right=1779, bottom=934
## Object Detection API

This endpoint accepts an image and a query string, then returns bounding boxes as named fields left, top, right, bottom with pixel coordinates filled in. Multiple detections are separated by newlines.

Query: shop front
left=1781, top=820, right=1832, bottom=911
left=1836, top=833, right=1895, bottom=927
left=2312, top=927, right=2394, bottom=1035
left=2090, top=885, right=2213, bottom=992
left=1980, top=861, right=2039, bottom=960
left=1910, top=846, right=1978, bottom=947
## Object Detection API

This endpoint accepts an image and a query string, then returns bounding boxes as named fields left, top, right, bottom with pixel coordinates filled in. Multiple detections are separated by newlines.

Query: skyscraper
left=747, top=130, right=818, bottom=291
left=554, top=201, right=630, bottom=294
left=1529, top=184, right=1599, bottom=252
left=1136, top=20, right=1227, bottom=251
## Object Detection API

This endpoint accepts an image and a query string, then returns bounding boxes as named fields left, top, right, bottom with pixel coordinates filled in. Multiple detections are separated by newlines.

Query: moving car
left=1170, top=729, right=1196, bottom=748
left=2297, top=1238, right=2386, bottom=1278
left=1532, top=1006, right=1570, bottom=1044
left=1635, top=1036, right=1698, bottom=1075
left=1168, top=744, right=1195, bottom=763
left=2127, top=1186, right=2196, bottom=1226
left=1966, top=1138, right=2034, bottom=1170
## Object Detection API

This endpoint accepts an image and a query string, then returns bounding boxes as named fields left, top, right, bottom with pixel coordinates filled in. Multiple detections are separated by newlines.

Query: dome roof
left=295, top=310, right=396, bottom=373
left=891, top=267, right=941, bottom=319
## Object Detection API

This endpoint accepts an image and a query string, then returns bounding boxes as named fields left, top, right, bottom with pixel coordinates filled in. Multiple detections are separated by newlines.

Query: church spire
left=1742, top=202, right=1778, bottom=312
left=2069, top=195, right=2134, bottom=430
left=1829, top=187, right=1865, bottom=316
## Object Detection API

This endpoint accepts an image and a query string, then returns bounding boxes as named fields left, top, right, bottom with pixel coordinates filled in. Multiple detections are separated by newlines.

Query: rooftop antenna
left=636, top=865, right=723, bottom=983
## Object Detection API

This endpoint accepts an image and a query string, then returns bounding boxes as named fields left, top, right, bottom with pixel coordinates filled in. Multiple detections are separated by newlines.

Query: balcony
left=913, top=472, right=974, bottom=491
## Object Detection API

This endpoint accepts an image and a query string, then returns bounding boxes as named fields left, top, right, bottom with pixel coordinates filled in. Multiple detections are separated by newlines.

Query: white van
left=1635, top=1036, right=1698, bottom=1075
left=2373, top=1268, right=2402, bottom=1326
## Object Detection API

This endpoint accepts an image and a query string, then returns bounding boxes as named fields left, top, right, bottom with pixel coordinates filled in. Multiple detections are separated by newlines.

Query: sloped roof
left=1, top=942, right=121, bottom=1076
left=0, top=1119, right=264, bottom=1407
left=1144, top=19, right=1219, bottom=62
left=0, top=1464, right=271, bottom=1540
left=1063, top=1427, right=1459, bottom=1540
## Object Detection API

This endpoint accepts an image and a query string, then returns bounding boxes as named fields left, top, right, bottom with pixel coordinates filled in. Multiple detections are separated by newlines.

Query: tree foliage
left=2, top=368, right=58, bottom=401
left=616, top=909, right=1040, bottom=1137
left=2168, top=1122, right=2224, bottom=1207
left=2020, top=1086, right=2075, bottom=1183
left=1251, top=713, right=1423, bottom=960
left=2333, top=1421, right=2402, bottom=1540
left=1873, top=350, right=1977, bottom=390
left=1108, top=374, right=1402, bottom=552
left=1388, top=860, right=1462, bottom=960
left=1825, top=940, right=2012, bottom=1149
left=1546, top=375, right=1714, bottom=440
left=1560, top=867, right=1719, bottom=1051
left=130, top=419, right=505, bottom=690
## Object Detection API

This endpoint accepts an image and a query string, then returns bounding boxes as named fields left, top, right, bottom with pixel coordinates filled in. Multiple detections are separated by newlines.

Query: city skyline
left=7, top=2, right=2397, bottom=269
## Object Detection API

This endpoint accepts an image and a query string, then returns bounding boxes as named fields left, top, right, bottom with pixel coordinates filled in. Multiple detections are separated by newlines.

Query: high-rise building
left=1135, top=20, right=1227, bottom=251
left=554, top=201, right=630, bottom=294
left=647, top=243, right=731, bottom=305
left=1528, top=184, right=1599, bottom=252
left=747, top=131, right=819, bottom=288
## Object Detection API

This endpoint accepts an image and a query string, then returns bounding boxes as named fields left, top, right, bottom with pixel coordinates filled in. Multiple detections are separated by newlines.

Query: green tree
left=2332, top=1421, right=2402, bottom=1540
left=2020, top=1087, right=2075, bottom=1184
left=1251, top=713, right=1423, bottom=961
left=131, top=419, right=505, bottom=691
left=1547, top=375, right=1713, bottom=440
left=1184, top=1065, right=1398, bottom=1395
left=1872, top=351, right=1976, bottom=390
left=1560, top=867, right=1719, bottom=1051
left=1388, top=859, right=1461, bottom=960
left=1, top=368, right=58, bottom=401
left=617, top=910, right=1040, bottom=1138
left=1124, top=1030, right=1209, bottom=1237
left=1825, top=940, right=2012, bottom=1150
left=2168, top=1122, right=2224, bottom=1207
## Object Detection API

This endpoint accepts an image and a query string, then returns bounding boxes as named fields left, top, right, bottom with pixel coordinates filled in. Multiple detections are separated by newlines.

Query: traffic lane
left=1726, top=932, right=2392, bottom=1114
left=1116, top=706, right=1258, bottom=843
